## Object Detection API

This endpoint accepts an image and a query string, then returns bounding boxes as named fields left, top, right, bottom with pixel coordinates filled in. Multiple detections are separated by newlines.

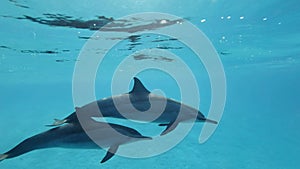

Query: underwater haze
left=0, top=0, right=299, bottom=169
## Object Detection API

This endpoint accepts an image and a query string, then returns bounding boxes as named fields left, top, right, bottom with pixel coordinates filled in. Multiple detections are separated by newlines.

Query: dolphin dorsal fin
left=129, top=77, right=150, bottom=95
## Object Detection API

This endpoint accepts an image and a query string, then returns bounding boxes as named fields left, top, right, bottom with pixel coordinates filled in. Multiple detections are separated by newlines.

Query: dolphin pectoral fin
left=45, top=119, right=67, bottom=127
left=100, top=145, right=119, bottom=163
left=0, top=154, right=8, bottom=162
left=160, top=121, right=179, bottom=136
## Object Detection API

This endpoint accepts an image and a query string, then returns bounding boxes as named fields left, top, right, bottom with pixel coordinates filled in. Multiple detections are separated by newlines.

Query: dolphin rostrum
left=51, top=77, right=217, bottom=135
left=0, top=121, right=151, bottom=163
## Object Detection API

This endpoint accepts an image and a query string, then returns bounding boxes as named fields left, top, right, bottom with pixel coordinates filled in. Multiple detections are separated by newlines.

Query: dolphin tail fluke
left=100, top=145, right=119, bottom=163
left=0, top=154, right=8, bottom=162
left=45, top=119, right=67, bottom=127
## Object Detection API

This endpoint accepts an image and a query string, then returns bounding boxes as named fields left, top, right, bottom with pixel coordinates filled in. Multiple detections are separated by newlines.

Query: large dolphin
left=51, top=77, right=217, bottom=135
left=0, top=121, right=151, bottom=163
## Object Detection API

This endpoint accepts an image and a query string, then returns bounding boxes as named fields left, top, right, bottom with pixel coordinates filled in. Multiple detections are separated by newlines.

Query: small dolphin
left=51, top=77, right=217, bottom=135
left=0, top=121, right=151, bottom=163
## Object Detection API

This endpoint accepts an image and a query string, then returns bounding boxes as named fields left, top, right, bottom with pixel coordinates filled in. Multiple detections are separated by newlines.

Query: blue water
left=0, top=0, right=299, bottom=168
